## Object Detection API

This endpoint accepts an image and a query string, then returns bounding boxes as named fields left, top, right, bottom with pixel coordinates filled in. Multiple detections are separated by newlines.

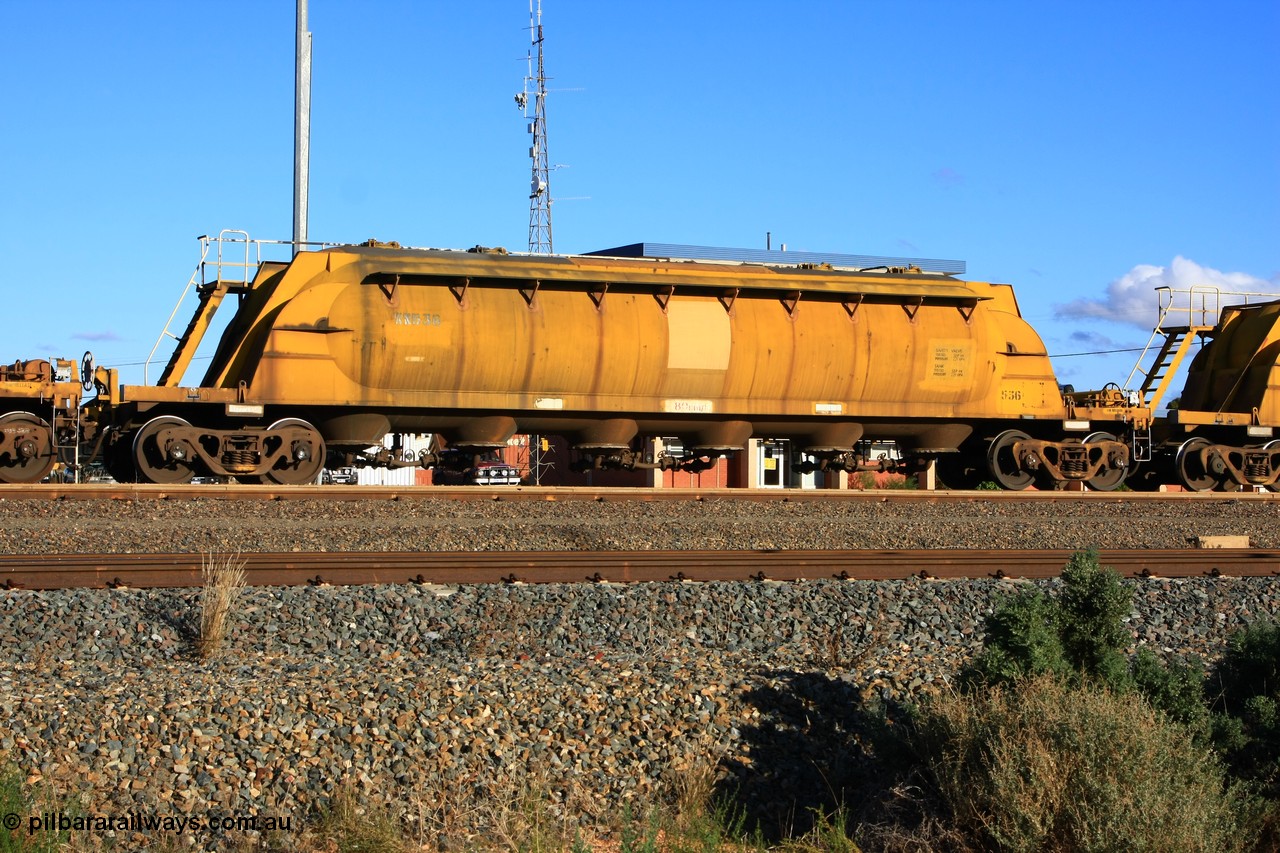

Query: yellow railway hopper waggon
left=71, top=232, right=1146, bottom=489
left=1122, top=287, right=1280, bottom=492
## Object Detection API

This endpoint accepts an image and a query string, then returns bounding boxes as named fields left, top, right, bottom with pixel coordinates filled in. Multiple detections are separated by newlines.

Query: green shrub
left=960, top=550, right=1133, bottom=691
left=1131, top=647, right=1210, bottom=730
left=914, top=675, right=1250, bottom=853
left=960, top=586, right=1070, bottom=686
left=1056, top=549, right=1131, bottom=684
left=961, top=550, right=1209, bottom=728
left=926, top=567, right=1280, bottom=850
left=1210, top=620, right=1280, bottom=792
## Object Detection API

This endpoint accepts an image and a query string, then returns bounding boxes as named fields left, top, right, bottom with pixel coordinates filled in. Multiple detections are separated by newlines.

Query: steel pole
left=293, top=0, right=312, bottom=254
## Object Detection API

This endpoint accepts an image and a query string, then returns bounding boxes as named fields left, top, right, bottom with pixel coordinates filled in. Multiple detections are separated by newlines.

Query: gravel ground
left=4, top=576, right=1280, bottom=849
left=0, top=495, right=1277, bottom=554
left=2, top=496, right=1279, bottom=849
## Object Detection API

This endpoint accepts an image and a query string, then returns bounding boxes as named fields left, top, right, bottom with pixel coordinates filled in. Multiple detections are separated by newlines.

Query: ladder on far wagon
left=1125, top=285, right=1278, bottom=412
left=1126, top=286, right=1222, bottom=412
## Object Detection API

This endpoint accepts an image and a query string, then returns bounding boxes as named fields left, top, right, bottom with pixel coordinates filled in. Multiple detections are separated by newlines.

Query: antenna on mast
left=518, top=0, right=553, bottom=254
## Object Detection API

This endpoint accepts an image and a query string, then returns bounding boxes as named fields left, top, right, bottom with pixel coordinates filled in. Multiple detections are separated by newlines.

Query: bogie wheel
left=1083, top=431, right=1127, bottom=491
left=0, top=411, right=56, bottom=484
left=132, top=416, right=197, bottom=484
left=986, top=429, right=1034, bottom=490
left=264, top=418, right=326, bottom=485
left=1175, top=437, right=1218, bottom=492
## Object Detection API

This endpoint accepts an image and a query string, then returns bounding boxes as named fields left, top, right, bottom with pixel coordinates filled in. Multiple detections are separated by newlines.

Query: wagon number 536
left=1001, top=389, right=1023, bottom=401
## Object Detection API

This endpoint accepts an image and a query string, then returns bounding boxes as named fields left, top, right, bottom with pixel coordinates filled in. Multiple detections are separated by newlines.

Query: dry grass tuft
left=312, top=783, right=405, bottom=853
left=197, top=551, right=246, bottom=660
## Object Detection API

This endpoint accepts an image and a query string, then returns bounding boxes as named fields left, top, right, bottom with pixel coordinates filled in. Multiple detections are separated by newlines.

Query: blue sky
left=2, top=1, right=1276, bottom=393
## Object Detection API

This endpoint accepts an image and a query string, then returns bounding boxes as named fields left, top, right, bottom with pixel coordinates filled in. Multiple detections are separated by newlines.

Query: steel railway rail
left=1, top=549, right=1276, bottom=590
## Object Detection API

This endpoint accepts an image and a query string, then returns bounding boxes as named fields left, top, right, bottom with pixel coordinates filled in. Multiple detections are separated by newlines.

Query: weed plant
left=0, top=765, right=73, bottom=853
left=197, top=551, right=246, bottom=660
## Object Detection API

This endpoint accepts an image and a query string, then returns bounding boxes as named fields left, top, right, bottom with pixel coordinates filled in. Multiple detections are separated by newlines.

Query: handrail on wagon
left=1151, top=284, right=1276, bottom=333
left=197, top=231, right=340, bottom=288
left=144, top=230, right=340, bottom=385
left=1123, top=285, right=1278, bottom=402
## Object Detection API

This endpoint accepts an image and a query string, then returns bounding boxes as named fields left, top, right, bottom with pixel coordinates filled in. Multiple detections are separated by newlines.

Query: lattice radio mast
left=518, top=0, right=553, bottom=254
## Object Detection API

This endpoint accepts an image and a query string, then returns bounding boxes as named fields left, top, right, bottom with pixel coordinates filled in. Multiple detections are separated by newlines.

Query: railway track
left=2, top=483, right=1278, bottom=502
left=2, top=548, right=1276, bottom=590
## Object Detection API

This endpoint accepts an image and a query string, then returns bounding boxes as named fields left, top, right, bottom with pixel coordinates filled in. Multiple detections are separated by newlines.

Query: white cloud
left=1055, top=256, right=1280, bottom=330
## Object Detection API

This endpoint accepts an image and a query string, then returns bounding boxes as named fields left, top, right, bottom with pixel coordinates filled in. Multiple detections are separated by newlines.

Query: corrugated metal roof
left=584, top=242, right=966, bottom=275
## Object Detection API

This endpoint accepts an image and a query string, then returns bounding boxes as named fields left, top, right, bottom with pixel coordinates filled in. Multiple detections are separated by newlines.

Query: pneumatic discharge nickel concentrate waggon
left=2, top=231, right=1278, bottom=491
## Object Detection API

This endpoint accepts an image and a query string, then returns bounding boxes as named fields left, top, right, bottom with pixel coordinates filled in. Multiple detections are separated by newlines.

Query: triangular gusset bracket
left=902, top=297, right=924, bottom=322
left=781, top=291, right=802, bottom=316
left=519, top=280, right=541, bottom=306
left=842, top=294, right=865, bottom=321
left=378, top=274, right=400, bottom=302
left=654, top=285, right=675, bottom=312
left=588, top=283, right=608, bottom=309
left=718, top=288, right=739, bottom=313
